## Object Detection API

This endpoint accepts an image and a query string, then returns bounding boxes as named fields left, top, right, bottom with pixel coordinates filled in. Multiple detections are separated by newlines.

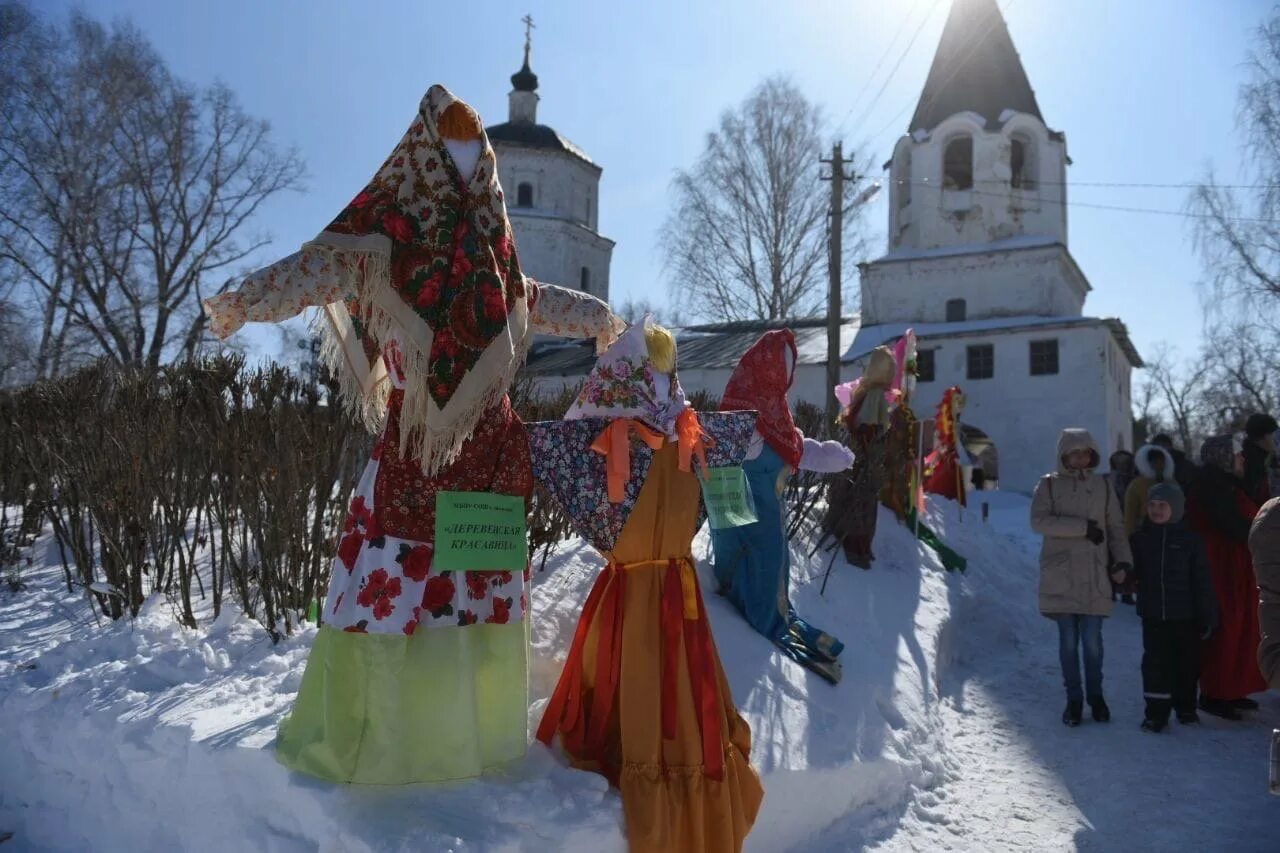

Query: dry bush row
left=0, top=361, right=830, bottom=640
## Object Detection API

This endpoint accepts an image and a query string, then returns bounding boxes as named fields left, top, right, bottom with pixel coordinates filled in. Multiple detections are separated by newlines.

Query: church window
left=946, top=299, right=967, bottom=322
left=1030, top=339, right=1059, bottom=376
left=943, top=135, right=973, bottom=190
left=916, top=348, right=936, bottom=383
left=1011, top=134, right=1036, bottom=190
left=967, top=344, right=994, bottom=380
left=516, top=182, right=534, bottom=207
left=897, top=147, right=912, bottom=209
left=580, top=267, right=591, bottom=294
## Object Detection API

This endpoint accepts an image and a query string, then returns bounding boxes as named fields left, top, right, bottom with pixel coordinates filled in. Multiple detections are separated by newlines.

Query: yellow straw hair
left=645, top=324, right=677, bottom=374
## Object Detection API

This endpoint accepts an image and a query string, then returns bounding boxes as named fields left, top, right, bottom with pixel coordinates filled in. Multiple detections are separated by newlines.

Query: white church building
left=518, top=1, right=1140, bottom=494
left=486, top=40, right=613, bottom=303
left=846, top=0, right=1141, bottom=493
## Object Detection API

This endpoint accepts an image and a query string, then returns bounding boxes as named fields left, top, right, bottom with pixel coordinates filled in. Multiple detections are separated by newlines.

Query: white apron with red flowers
left=327, top=338, right=530, bottom=636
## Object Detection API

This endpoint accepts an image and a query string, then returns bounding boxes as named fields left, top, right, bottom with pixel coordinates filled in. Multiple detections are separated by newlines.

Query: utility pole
left=820, top=142, right=858, bottom=426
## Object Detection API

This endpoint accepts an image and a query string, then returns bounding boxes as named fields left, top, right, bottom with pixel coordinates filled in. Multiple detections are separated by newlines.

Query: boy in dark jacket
left=1129, top=482, right=1219, bottom=732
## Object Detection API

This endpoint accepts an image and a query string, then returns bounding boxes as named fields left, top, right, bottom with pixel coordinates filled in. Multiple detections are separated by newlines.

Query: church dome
left=484, top=120, right=596, bottom=166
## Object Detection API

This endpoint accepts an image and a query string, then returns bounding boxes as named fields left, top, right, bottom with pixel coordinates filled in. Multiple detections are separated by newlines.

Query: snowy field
left=1, top=493, right=1277, bottom=851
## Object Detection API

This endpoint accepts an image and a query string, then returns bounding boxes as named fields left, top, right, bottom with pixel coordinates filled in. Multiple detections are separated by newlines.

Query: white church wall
left=859, top=244, right=1088, bottom=325
left=890, top=112, right=1068, bottom=254
left=510, top=216, right=614, bottom=302
left=495, top=147, right=601, bottom=229
left=846, top=324, right=1124, bottom=493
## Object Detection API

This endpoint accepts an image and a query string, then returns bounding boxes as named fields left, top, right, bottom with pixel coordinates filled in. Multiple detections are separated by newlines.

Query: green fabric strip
left=906, top=508, right=968, bottom=573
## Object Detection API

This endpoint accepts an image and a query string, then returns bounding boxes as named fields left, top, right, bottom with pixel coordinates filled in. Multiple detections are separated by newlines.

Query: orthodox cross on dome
left=511, top=14, right=539, bottom=93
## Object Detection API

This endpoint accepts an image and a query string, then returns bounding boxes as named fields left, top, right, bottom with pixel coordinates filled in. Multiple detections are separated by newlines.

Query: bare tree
left=662, top=76, right=869, bottom=323
left=613, top=297, right=682, bottom=327
left=0, top=4, right=304, bottom=375
left=1189, top=8, right=1280, bottom=312
left=1195, top=318, right=1280, bottom=427
left=1142, top=344, right=1210, bottom=453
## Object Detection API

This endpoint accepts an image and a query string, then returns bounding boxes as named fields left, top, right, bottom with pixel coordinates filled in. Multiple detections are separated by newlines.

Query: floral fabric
left=204, top=85, right=624, bottom=476
left=720, top=329, right=805, bottom=469
left=325, top=388, right=533, bottom=636
left=565, top=316, right=688, bottom=435
left=527, top=412, right=756, bottom=553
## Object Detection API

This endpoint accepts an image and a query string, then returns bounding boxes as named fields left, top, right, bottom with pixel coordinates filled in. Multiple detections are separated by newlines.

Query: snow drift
left=3, top=493, right=1277, bottom=851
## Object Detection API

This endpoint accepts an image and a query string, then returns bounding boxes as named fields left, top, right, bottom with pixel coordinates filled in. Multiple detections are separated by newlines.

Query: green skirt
left=277, top=621, right=529, bottom=784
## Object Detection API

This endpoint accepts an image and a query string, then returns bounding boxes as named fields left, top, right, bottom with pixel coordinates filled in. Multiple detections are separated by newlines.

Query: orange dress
left=532, top=413, right=763, bottom=853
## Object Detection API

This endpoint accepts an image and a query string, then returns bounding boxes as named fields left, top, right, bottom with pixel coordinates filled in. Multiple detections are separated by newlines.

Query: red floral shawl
left=313, top=85, right=530, bottom=475
left=720, top=329, right=804, bottom=469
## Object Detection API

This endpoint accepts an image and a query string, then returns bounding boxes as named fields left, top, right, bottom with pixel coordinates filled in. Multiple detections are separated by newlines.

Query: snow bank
left=17, top=491, right=1249, bottom=851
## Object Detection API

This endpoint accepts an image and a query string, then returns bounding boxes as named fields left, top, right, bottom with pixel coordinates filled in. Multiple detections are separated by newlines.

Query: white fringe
left=310, top=243, right=531, bottom=477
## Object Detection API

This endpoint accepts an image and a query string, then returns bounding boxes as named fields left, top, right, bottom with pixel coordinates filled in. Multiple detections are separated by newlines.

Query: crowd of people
left=1034, top=419, right=1280, bottom=731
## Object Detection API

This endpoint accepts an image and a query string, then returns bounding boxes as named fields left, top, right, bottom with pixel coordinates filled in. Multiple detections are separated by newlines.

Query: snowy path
left=871, top=498, right=1280, bottom=852
left=3, top=497, right=1278, bottom=851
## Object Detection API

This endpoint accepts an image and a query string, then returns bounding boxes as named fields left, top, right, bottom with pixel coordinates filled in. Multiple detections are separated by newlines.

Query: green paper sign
left=700, top=466, right=757, bottom=530
left=434, top=491, right=528, bottom=571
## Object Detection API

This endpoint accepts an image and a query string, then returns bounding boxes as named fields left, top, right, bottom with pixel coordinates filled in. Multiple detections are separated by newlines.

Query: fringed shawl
left=300, top=84, right=530, bottom=475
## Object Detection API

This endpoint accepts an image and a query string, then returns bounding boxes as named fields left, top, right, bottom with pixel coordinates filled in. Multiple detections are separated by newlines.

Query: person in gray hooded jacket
left=1248, top=497, right=1280, bottom=690
left=1031, top=428, right=1133, bottom=727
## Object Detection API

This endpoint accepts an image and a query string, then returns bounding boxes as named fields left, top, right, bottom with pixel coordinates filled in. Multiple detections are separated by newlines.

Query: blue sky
left=49, top=0, right=1273, bottom=365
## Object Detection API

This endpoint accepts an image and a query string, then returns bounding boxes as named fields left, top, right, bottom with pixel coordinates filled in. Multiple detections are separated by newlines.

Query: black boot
left=1089, top=696, right=1111, bottom=723
left=1199, top=697, right=1243, bottom=720
left=1063, top=701, right=1083, bottom=727
left=1230, top=697, right=1260, bottom=711
left=1176, top=710, right=1200, bottom=725
left=1140, top=718, right=1166, bottom=733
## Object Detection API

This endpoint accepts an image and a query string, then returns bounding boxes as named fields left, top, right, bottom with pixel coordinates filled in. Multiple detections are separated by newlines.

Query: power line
left=871, top=0, right=1021, bottom=143
left=891, top=177, right=1280, bottom=191
left=893, top=179, right=1280, bottom=224
left=836, top=3, right=919, bottom=137
left=843, top=0, right=946, bottom=140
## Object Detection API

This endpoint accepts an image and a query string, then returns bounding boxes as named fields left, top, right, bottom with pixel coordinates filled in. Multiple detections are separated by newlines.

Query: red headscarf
left=720, top=329, right=804, bottom=468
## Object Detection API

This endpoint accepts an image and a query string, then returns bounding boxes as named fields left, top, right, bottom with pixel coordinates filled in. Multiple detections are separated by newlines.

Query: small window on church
left=967, top=344, right=994, bottom=380
left=943, top=136, right=973, bottom=191
left=580, top=267, right=590, bottom=294
left=946, top=299, right=967, bottom=322
left=516, top=182, right=534, bottom=207
left=1030, top=339, right=1059, bottom=376
left=916, top=349, right=936, bottom=383
left=1011, top=135, right=1037, bottom=190
left=897, top=148, right=912, bottom=209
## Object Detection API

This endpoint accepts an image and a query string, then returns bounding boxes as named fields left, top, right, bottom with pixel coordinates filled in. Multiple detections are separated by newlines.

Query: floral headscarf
left=565, top=315, right=689, bottom=436
left=720, top=329, right=804, bottom=468
left=1200, top=433, right=1244, bottom=474
left=293, top=85, right=530, bottom=474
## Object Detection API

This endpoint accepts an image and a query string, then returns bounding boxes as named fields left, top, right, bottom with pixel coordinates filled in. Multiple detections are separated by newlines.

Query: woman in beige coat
left=1031, top=428, right=1133, bottom=726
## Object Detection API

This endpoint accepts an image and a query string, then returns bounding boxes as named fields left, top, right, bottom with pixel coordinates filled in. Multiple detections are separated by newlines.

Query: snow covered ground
left=1, top=493, right=1276, bottom=851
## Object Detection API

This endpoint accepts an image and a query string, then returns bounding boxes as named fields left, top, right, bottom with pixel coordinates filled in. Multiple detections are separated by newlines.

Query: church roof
left=485, top=121, right=598, bottom=168
left=909, top=0, right=1044, bottom=134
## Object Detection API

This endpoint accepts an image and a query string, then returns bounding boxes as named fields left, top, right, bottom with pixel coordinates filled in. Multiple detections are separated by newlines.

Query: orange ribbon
left=675, top=408, right=714, bottom=478
left=591, top=418, right=666, bottom=504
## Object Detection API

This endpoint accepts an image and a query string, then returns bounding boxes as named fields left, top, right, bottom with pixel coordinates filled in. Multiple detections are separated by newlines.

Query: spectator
left=1124, top=445, right=1175, bottom=536
left=1151, top=433, right=1197, bottom=492
left=1129, top=482, right=1217, bottom=732
left=1108, top=450, right=1136, bottom=505
left=1249, top=497, right=1280, bottom=689
left=1242, top=413, right=1278, bottom=505
left=1031, top=428, right=1132, bottom=727
left=1186, top=434, right=1268, bottom=719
